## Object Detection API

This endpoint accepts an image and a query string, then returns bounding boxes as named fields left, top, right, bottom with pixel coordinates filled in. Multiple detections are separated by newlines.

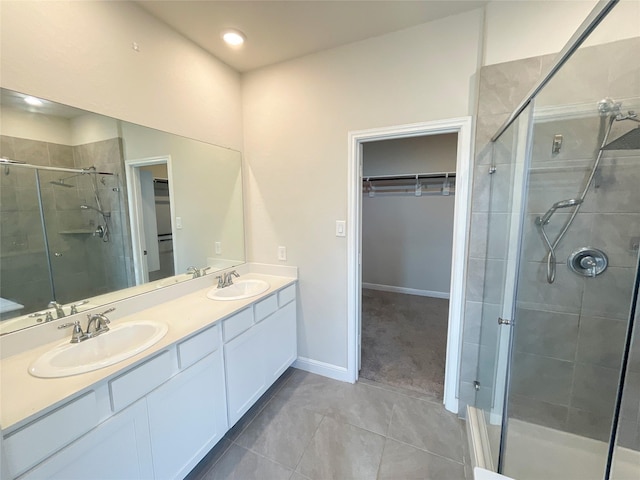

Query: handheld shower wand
left=535, top=198, right=583, bottom=226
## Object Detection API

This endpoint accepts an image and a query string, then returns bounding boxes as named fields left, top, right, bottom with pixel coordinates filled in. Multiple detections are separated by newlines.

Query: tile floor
left=186, top=368, right=471, bottom=480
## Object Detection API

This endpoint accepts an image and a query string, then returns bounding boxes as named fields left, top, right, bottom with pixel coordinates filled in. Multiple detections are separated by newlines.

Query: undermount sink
left=28, top=321, right=169, bottom=378
left=207, top=279, right=270, bottom=301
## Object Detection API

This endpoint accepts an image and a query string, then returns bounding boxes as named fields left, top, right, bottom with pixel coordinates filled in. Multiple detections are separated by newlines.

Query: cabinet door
left=19, top=401, right=153, bottom=480
left=147, top=352, right=227, bottom=480
left=224, top=325, right=266, bottom=427
left=261, top=301, right=297, bottom=384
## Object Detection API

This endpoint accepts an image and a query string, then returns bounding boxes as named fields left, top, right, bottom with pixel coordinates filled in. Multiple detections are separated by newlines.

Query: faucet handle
left=201, top=266, right=212, bottom=276
left=69, top=300, right=89, bottom=315
left=58, top=321, right=86, bottom=343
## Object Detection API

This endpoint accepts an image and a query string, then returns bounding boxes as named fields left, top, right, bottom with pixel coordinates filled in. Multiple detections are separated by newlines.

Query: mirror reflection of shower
left=0, top=157, right=127, bottom=320
left=536, top=98, right=640, bottom=284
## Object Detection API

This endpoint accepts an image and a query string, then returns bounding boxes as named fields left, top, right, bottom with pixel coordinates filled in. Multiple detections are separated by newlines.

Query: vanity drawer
left=178, top=324, right=220, bottom=369
left=254, top=294, right=278, bottom=323
left=3, top=391, right=98, bottom=477
left=109, top=351, right=173, bottom=412
left=278, top=284, right=296, bottom=307
left=222, top=308, right=254, bottom=342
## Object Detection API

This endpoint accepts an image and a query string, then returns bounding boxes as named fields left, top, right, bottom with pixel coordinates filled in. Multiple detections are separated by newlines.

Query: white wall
left=362, top=134, right=457, bottom=295
left=483, top=0, right=597, bottom=66
left=242, top=9, right=484, bottom=369
left=121, top=122, right=245, bottom=271
left=483, top=0, right=639, bottom=67
left=0, top=0, right=243, bottom=151
left=0, top=107, right=72, bottom=145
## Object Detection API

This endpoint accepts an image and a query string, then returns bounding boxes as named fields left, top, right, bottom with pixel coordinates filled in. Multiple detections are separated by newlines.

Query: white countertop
left=0, top=271, right=296, bottom=432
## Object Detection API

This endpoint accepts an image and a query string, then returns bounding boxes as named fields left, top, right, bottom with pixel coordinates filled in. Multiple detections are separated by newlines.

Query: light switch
left=215, top=242, right=221, bottom=255
left=336, top=220, right=346, bottom=237
left=278, top=246, right=287, bottom=261
left=175, top=217, right=183, bottom=229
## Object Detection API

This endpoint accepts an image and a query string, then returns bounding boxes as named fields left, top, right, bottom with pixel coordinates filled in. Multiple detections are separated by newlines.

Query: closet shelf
left=362, top=171, right=455, bottom=197
left=362, top=171, right=456, bottom=182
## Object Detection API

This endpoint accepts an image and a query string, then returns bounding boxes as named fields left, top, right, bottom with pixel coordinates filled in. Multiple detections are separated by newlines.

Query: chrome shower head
left=50, top=180, right=74, bottom=188
left=602, top=126, right=640, bottom=151
left=80, top=204, right=109, bottom=216
left=536, top=198, right=583, bottom=226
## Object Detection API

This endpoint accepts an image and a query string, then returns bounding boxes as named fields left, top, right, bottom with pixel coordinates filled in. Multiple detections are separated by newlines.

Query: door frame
left=125, top=155, right=176, bottom=285
left=347, top=117, right=473, bottom=413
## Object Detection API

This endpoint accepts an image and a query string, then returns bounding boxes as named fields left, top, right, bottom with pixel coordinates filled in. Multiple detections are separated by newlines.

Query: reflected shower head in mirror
left=535, top=198, right=583, bottom=226
left=50, top=173, right=81, bottom=188
left=80, top=204, right=110, bottom=217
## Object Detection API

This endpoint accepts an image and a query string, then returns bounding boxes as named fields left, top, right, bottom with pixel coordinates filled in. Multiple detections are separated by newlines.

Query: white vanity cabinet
left=224, top=285, right=297, bottom=426
left=18, top=400, right=154, bottom=480
left=1, top=279, right=298, bottom=480
left=146, top=327, right=227, bottom=479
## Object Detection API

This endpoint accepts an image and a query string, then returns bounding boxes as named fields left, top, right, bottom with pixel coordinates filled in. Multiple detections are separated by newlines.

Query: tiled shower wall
left=460, top=37, right=640, bottom=451
left=0, top=135, right=133, bottom=315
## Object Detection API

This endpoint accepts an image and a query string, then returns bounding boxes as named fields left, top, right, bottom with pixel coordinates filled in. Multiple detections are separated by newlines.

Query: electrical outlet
left=215, top=242, right=221, bottom=255
left=278, top=246, right=287, bottom=261
left=175, top=217, right=183, bottom=229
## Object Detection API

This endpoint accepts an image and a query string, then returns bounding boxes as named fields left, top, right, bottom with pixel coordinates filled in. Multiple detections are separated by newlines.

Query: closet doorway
left=347, top=118, right=472, bottom=413
left=360, top=134, right=456, bottom=401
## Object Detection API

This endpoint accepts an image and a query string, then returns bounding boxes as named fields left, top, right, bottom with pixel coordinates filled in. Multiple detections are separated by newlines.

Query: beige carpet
left=360, top=289, right=449, bottom=401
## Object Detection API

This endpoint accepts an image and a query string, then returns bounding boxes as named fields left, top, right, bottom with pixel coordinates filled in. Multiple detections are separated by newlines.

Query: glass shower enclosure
left=472, top=1, right=640, bottom=478
left=0, top=161, right=129, bottom=320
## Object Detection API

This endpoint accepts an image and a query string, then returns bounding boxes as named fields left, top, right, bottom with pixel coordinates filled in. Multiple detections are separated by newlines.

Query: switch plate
left=278, top=246, right=287, bottom=261
left=175, top=217, right=183, bottom=229
left=215, top=242, right=221, bottom=255
left=336, top=220, right=346, bottom=237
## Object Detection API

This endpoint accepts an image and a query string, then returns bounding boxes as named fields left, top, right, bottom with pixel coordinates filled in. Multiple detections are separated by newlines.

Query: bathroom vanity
left=0, top=266, right=297, bottom=480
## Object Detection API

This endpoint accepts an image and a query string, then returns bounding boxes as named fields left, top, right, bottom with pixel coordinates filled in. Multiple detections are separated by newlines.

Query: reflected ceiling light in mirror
left=221, top=28, right=246, bottom=47
left=24, top=96, right=43, bottom=107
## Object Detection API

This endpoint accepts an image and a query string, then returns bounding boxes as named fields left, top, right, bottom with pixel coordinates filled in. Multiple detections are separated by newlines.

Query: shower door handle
left=498, top=317, right=512, bottom=326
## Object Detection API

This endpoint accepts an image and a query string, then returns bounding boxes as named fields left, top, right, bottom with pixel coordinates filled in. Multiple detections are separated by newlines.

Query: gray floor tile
left=388, top=395, right=464, bottom=462
left=184, top=439, right=233, bottom=480
left=235, top=395, right=323, bottom=469
left=276, top=370, right=399, bottom=435
left=201, top=444, right=292, bottom=480
left=296, top=416, right=386, bottom=480
left=378, top=439, right=466, bottom=480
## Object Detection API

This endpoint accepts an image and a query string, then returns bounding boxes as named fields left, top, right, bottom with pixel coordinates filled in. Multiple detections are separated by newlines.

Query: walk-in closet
left=360, top=133, right=457, bottom=400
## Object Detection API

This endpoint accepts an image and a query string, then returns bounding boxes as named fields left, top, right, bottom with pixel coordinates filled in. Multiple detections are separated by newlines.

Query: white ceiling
left=136, top=1, right=489, bottom=72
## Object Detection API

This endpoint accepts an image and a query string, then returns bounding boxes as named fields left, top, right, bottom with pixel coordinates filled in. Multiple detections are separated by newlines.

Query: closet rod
left=363, top=171, right=456, bottom=182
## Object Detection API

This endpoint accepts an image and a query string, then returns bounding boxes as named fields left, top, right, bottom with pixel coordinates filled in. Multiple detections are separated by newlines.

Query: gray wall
left=362, top=134, right=457, bottom=295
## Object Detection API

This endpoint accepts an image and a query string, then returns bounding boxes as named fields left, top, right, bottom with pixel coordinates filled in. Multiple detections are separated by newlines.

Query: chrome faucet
left=48, top=301, right=66, bottom=318
left=58, top=307, right=115, bottom=343
left=86, top=307, right=115, bottom=337
left=187, top=266, right=212, bottom=279
left=216, top=270, right=240, bottom=289
left=29, top=310, right=55, bottom=322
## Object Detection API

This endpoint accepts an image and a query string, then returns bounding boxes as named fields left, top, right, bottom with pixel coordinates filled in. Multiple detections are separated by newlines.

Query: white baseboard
left=293, top=357, right=352, bottom=383
left=362, top=283, right=450, bottom=299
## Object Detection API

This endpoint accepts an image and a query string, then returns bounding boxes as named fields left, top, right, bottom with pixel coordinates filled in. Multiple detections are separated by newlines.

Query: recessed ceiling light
left=24, top=96, right=43, bottom=107
left=222, top=29, right=246, bottom=47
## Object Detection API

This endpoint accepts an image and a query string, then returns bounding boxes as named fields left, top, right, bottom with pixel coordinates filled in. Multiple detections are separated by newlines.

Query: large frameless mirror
left=0, top=88, right=245, bottom=334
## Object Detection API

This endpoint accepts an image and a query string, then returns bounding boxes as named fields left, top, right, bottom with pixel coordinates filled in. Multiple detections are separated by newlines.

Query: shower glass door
left=500, top=13, right=640, bottom=479
left=40, top=169, right=128, bottom=305
left=475, top=104, right=532, bottom=468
